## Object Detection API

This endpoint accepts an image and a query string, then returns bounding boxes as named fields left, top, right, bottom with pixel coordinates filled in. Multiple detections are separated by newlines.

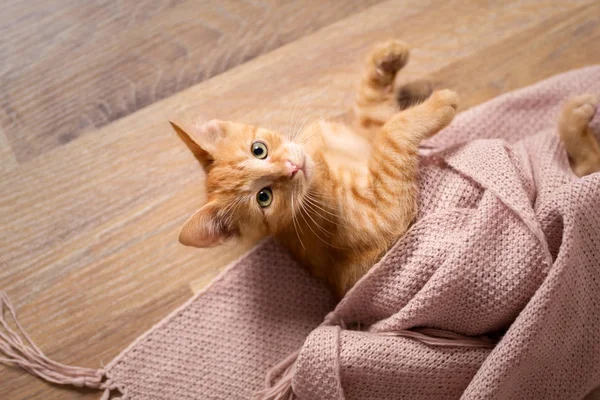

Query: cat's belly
left=319, top=121, right=371, bottom=175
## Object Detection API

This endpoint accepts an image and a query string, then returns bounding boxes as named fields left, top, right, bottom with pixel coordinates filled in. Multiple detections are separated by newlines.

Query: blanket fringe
left=1, top=288, right=495, bottom=400
left=0, top=292, right=125, bottom=399
left=256, top=312, right=343, bottom=400
left=256, top=349, right=300, bottom=400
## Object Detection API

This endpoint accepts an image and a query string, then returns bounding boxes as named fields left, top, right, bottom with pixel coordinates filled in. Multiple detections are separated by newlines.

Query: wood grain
left=0, top=127, right=17, bottom=174
left=0, top=0, right=382, bottom=163
left=1, top=0, right=599, bottom=399
left=431, top=3, right=600, bottom=110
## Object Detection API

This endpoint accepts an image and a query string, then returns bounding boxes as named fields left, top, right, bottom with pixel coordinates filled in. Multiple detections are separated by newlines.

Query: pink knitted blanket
left=2, top=67, right=600, bottom=400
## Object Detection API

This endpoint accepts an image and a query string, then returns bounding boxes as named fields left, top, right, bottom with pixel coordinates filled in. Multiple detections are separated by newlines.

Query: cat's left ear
left=169, top=120, right=226, bottom=170
left=179, top=202, right=237, bottom=248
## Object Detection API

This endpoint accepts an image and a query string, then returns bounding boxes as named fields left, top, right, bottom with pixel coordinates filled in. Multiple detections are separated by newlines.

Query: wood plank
left=1, top=0, right=599, bottom=398
left=0, top=0, right=382, bottom=163
left=0, top=127, right=17, bottom=173
left=432, top=4, right=600, bottom=110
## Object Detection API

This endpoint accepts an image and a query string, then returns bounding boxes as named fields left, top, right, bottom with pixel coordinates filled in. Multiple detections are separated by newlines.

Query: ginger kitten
left=171, top=40, right=600, bottom=298
left=171, top=40, right=457, bottom=297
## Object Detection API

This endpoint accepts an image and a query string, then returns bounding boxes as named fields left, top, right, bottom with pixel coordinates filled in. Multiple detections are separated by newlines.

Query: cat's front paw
left=369, top=40, right=410, bottom=84
left=428, top=89, right=459, bottom=130
left=430, top=89, right=459, bottom=110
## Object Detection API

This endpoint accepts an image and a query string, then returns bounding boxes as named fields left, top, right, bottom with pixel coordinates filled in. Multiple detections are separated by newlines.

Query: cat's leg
left=364, top=89, right=458, bottom=228
left=381, top=89, right=459, bottom=143
left=558, top=94, right=600, bottom=177
left=354, top=40, right=410, bottom=129
left=339, top=91, right=458, bottom=297
left=369, top=89, right=458, bottom=191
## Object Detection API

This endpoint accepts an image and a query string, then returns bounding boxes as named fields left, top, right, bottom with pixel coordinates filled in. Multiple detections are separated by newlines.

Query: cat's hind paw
left=562, top=94, right=597, bottom=132
left=368, top=40, right=410, bottom=85
left=559, top=94, right=600, bottom=177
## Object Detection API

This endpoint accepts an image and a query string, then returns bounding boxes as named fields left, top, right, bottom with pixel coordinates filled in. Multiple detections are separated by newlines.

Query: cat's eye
left=251, top=141, right=268, bottom=159
left=257, top=188, right=273, bottom=207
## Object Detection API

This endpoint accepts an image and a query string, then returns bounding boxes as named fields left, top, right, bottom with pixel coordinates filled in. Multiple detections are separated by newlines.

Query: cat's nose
left=285, top=160, right=299, bottom=178
left=285, top=160, right=305, bottom=178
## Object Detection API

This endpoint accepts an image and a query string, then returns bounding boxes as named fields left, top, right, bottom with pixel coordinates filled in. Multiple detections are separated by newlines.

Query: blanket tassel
left=0, top=291, right=125, bottom=399
left=257, top=312, right=343, bottom=400
left=256, top=348, right=300, bottom=400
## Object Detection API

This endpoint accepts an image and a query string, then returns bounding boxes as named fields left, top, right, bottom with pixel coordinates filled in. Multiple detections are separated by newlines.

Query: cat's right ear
left=178, top=202, right=237, bottom=248
left=169, top=120, right=225, bottom=170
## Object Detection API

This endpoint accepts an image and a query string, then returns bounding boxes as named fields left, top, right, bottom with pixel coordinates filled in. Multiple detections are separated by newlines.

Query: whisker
left=295, top=112, right=331, bottom=144
left=291, top=195, right=306, bottom=250
left=295, top=108, right=337, bottom=142
left=303, top=193, right=342, bottom=220
left=297, top=201, right=324, bottom=238
left=296, top=131, right=316, bottom=146
left=291, top=86, right=330, bottom=140
left=222, top=196, right=245, bottom=225
left=294, top=112, right=316, bottom=141
left=304, top=192, right=336, bottom=211
left=299, top=200, right=333, bottom=234
left=292, top=102, right=313, bottom=141
left=307, top=187, right=342, bottom=204
left=301, top=198, right=341, bottom=226
left=306, top=188, right=337, bottom=200
left=295, top=111, right=339, bottom=146
left=298, top=199, right=346, bottom=250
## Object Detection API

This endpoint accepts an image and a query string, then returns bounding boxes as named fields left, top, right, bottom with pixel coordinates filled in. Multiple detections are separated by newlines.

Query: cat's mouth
left=290, top=165, right=305, bottom=179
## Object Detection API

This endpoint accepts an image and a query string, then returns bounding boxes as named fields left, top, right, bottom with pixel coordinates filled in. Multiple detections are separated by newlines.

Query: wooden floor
left=1, top=1, right=599, bottom=398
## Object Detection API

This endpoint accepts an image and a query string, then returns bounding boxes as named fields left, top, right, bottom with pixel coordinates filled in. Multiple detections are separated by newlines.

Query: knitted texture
left=103, top=66, right=600, bottom=400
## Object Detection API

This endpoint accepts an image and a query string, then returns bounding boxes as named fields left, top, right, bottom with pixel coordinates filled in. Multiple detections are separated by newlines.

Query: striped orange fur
left=172, top=41, right=600, bottom=297
left=172, top=40, right=459, bottom=297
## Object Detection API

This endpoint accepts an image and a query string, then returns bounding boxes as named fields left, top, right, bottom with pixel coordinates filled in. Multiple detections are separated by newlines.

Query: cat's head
left=171, top=119, right=317, bottom=247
